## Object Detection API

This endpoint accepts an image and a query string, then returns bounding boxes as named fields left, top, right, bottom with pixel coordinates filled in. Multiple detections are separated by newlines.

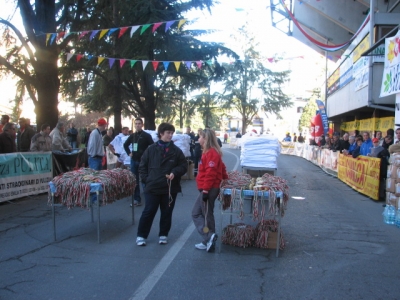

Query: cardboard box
left=267, top=231, right=279, bottom=249
left=181, top=160, right=194, bottom=180
left=387, top=165, right=398, bottom=179
left=386, top=179, right=396, bottom=193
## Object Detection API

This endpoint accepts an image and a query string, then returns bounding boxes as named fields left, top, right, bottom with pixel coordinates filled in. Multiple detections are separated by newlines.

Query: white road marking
left=222, top=148, right=240, bottom=171
left=129, top=223, right=195, bottom=300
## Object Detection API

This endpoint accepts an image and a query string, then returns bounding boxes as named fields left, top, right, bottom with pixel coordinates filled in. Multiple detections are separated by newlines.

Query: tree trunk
left=143, top=108, right=156, bottom=130
left=35, top=48, right=60, bottom=131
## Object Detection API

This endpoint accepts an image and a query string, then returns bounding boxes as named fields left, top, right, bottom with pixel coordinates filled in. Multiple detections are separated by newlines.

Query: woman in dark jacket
left=136, top=123, right=187, bottom=246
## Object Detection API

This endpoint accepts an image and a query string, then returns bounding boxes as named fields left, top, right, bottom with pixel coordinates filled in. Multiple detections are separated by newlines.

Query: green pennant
left=130, top=60, right=137, bottom=68
left=140, top=24, right=151, bottom=35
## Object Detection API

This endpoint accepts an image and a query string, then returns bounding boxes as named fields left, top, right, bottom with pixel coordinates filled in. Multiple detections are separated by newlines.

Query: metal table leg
left=97, top=191, right=101, bottom=244
left=52, top=192, right=56, bottom=241
left=276, top=197, right=282, bottom=258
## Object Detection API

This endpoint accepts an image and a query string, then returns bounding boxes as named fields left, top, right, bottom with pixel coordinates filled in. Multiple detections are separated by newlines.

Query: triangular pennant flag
left=152, top=22, right=162, bottom=33
left=57, top=32, right=65, bottom=40
left=99, top=29, right=109, bottom=40
left=118, top=27, right=129, bottom=38
left=267, top=58, right=274, bottom=63
left=130, top=60, right=137, bottom=68
left=46, top=34, right=51, bottom=46
left=87, top=55, right=94, bottom=60
left=78, top=31, right=89, bottom=39
left=76, top=54, right=84, bottom=62
left=165, top=21, right=175, bottom=32
left=196, top=61, right=202, bottom=69
left=140, top=24, right=151, bottom=35
left=163, top=61, right=170, bottom=70
left=174, top=61, right=181, bottom=71
left=64, top=32, right=72, bottom=39
left=177, top=19, right=186, bottom=29
left=142, top=60, right=149, bottom=70
left=119, top=59, right=126, bottom=68
left=185, top=61, right=192, bottom=69
left=206, top=60, right=213, bottom=66
left=90, top=30, right=99, bottom=40
left=130, top=25, right=139, bottom=37
left=109, top=58, right=115, bottom=68
left=66, top=53, right=74, bottom=62
left=50, top=33, right=57, bottom=45
left=152, top=61, right=159, bottom=71
left=107, top=28, right=118, bottom=37
left=98, top=57, right=105, bottom=66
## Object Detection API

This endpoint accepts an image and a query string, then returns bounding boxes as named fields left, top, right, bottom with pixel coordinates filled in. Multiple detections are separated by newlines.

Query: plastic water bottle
left=395, top=207, right=400, bottom=228
left=388, top=205, right=396, bottom=225
left=383, top=205, right=390, bottom=224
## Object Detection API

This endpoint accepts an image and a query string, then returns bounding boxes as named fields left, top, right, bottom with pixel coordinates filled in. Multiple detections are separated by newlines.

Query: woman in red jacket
left=192, top=129, right=228, bottom=252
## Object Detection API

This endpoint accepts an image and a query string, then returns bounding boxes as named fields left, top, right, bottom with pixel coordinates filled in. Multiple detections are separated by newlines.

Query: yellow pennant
left=174, top=61, right=181, bottom=71
left=177, top=19, right=186, bottom=29
left=99, top=29, right=109, bottom=40
left=98, top=57, right=105, bottom=66
left=46, top=34, right=51, bottom=46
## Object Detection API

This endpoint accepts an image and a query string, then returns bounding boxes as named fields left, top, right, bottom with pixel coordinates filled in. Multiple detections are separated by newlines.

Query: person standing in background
left=0, top=122, right=17, bottom=153
left=67, top=123, right=78, bottom=149
left=30, top=124, right=52, bottom=152
left=87, top=118, right=108, bottom=171
left=194, top=128, right=203, bottom=177
left=17, top=118, right=36, bottom=152
left=50, top=122, right=72, bottom=152
left=0, top=115, right=10, bottom=133
left=124, top=118, right=154, bottom=206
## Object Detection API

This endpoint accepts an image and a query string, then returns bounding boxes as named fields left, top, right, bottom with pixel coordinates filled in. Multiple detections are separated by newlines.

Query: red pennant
left=119, top=59, right=126, bottom=68
left=76, top=54, right=84, bottom=62
left=57, top=32, right=65, bottom=40
left=118, top=27, right=129, bottom=38
left=152, top=61, right=159, bottom=71
left=152, top=23, right=163, bottom=33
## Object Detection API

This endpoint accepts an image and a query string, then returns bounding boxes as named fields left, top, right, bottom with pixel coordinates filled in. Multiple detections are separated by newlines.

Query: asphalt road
left=1, top=147, right=400, bottom=300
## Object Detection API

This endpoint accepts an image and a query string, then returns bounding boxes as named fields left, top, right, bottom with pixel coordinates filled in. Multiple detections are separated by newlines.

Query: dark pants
left=130, top=160, right=141, bottom=202
left=137, top=192, right=177, bottom=239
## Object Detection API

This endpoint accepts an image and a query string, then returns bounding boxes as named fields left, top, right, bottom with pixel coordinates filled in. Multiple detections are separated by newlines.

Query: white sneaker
left=195, top=243, right=207, bottom=250
left=136, top=237, right=146, bottom=246
left=159, top=236, right=168, bottom=244
left=206, top=233, right=218, bottom=252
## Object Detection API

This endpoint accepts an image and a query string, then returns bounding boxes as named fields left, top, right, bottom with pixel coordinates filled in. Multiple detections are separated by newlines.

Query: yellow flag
left=99, top=29, right=109, bottom=40
left=98, top=57, right=105, bottom=66
left=174, top=61, right=181, bottom=71
left=46, top=34, right=51, bottom=46
left=177, top=19, right=186, bottom=29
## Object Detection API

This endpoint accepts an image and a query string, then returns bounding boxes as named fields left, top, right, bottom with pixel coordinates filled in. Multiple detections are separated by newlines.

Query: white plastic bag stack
left=144, top=130, right=191, bottom=157
left=240, top=135, right=280, bottom=168
left=172, top=134, right=191, bottom=157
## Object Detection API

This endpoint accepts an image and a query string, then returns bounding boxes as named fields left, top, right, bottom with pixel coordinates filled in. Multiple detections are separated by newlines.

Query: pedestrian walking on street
left=136, top=123, right=187, bottom=246
left=192, top=129, right=228, bottom=252
left=87, top=118, right=108, bottom=171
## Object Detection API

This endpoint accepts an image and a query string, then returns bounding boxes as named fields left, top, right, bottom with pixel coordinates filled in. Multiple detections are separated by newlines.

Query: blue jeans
left=70, top=141, right=77, bottom=149
left=137, top=192, right=177, bottom=238
left=130, top=160, right=141, bottom=203
left=88, top=157, right=103, bottom=203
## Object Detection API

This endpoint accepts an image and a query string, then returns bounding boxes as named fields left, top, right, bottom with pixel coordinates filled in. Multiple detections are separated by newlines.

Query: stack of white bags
left=144, top=130, right=191, bottom=158
left=239, top=134, right=280, bottom=169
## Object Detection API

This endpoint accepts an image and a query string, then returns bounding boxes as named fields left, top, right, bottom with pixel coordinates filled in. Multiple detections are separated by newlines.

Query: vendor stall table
left=220, top=188, right=283, bottom=257
left=48, top=182, right=134, bottom=243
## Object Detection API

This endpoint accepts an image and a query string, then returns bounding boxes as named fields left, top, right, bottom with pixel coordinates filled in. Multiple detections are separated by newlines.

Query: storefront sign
left=380, top=30, right=400, bottom=97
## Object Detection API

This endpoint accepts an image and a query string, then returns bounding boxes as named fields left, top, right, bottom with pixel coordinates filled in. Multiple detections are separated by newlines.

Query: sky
left=0, top=0, right=328, bottom=123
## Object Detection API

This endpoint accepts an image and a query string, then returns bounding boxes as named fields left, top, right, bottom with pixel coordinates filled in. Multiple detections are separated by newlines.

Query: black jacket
left=139, top=141, right=187, bottom=195
left=124, top=130, right=154, bottom=162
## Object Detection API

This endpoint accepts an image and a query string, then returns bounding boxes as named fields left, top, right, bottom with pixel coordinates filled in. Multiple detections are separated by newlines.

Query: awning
left=361, top=25, right=399, bottom=57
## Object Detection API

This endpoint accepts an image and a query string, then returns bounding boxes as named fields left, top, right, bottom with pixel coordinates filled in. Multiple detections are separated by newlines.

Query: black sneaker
left=206, top=233, right=218, bottom=252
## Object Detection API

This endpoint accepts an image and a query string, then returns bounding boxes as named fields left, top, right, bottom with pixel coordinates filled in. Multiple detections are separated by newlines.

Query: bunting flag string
left=43, top=19, right=186, bottom=46
left=279, top=0, right=370, bottom=52
left=64, top=52, right=212, bottom=72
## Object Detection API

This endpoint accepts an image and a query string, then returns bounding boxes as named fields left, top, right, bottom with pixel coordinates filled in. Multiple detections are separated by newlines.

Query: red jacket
left=196, top=147, right=228, bottom=191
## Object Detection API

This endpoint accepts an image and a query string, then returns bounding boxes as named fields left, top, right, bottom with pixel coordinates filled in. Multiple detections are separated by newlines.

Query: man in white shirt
left=108, top=126, right=130, bottom=168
